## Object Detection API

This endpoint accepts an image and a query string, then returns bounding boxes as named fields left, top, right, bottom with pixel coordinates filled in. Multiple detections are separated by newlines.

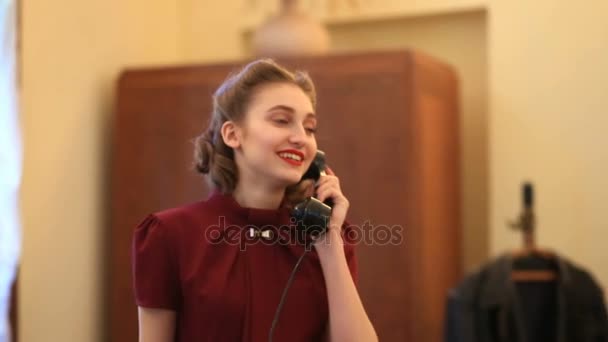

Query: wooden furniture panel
left=109, top=50, right=461, bottom=342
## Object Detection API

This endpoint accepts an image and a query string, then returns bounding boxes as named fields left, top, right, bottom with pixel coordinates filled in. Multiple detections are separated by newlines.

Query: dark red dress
left=132, top=190, right=358, bottom=341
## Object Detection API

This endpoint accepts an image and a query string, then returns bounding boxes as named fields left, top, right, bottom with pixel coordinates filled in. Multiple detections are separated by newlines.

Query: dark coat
left=445, top=254, right=608, bottom=342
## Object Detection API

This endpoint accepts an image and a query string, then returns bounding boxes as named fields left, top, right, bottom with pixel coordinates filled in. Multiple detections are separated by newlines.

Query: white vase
left=252, top=0, right=331, bottom=57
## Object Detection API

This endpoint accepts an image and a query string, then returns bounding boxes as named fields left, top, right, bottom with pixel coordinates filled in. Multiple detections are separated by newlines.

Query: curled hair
left=193, top=59, right=316, bottom=207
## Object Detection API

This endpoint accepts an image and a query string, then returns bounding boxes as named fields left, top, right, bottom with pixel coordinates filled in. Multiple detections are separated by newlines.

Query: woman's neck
left=232, top=182, right=285, bottom=210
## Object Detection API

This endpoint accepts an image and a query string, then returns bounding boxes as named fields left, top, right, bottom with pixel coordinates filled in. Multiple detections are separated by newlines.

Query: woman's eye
left=306, top=127, right=317, bottom=134
left=274, top=119, right=289, bottom=124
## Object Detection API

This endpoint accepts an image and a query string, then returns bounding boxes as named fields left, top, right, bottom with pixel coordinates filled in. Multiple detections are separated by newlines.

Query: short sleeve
left=342, top=220, right=358, bottom=285
left=132, top=214, right=180, bottom=310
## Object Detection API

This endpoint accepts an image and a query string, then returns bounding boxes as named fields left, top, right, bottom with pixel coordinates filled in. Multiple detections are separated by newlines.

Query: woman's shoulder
left=137, top=197, right=221, bottom=236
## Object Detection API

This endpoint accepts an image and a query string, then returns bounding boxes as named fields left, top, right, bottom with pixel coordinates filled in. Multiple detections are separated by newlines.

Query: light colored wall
left=20, top=0, right=181, bottom=340
left=488, top=1, right=608, bottom=289
left=178, top=0, right=245, bottom=63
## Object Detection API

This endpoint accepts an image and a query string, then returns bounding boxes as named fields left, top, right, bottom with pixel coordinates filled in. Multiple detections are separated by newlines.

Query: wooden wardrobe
left=109, top=50, right=461, bottom=342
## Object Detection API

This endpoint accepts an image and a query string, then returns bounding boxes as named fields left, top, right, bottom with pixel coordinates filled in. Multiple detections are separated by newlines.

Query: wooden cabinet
left=109, top=50, right=461, bottom=342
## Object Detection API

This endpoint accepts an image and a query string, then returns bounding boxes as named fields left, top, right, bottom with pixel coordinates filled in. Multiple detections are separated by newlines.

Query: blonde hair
left=193, top=59, right=317, bottom=207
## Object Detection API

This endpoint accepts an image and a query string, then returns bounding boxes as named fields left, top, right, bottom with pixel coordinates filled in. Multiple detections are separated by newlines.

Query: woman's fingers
left=318, top=184, right=345, bottom=204
left=315, top=174, right=339, bottom=189
left=313, top=172, right=344, bottom=204
left=316, top=184, right=338, bottom=203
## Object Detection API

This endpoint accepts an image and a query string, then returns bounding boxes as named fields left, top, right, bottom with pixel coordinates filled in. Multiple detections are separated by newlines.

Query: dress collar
left=206, top=188, right=292, bottom=227
left=205, top=188, right=318, bottom=253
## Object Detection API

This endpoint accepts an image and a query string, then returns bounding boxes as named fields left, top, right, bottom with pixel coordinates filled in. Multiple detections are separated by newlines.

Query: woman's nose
left=288, top=125, right=308, bottom=145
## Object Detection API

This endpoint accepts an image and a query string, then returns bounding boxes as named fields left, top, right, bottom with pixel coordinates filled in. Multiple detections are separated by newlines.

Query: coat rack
left=509, top=182, right=557, bottom=282
left=509, top=182, right=536, bottom=249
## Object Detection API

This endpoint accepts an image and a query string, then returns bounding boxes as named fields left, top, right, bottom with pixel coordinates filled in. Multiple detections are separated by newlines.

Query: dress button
left=261, top=229, right=273, bottom=240
left=247, top=227, right=274, bottom=240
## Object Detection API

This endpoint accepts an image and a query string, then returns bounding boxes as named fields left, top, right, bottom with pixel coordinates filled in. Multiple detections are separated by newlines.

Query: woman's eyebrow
left=267, top=105, right=316, bottom=118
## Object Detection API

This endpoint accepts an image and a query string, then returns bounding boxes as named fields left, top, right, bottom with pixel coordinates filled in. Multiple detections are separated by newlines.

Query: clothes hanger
left=510, top=239, right=558, bottom=282
left=509, top=182, right=558, bottom=282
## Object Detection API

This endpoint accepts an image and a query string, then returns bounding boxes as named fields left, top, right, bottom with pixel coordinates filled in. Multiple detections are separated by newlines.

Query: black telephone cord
left=268, top=247, right=311, bottom=342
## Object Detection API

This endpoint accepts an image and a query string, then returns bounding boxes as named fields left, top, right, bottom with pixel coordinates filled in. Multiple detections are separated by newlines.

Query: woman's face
left=236, top=82, right=318, bottom=188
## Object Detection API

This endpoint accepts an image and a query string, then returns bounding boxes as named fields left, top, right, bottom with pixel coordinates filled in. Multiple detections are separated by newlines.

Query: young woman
left=132, top=59, right=377, bottom=342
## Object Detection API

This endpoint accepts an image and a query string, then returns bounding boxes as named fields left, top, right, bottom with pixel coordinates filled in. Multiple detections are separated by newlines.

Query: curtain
left=0, top=0, right=21, bottom=341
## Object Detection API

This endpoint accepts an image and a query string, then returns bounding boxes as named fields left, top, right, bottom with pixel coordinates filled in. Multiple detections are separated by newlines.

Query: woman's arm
left=313, top=167, right=378, bottom=342
left=138, top=307, right=176, bottom=342
left=315, top=230, right=378, bottom=342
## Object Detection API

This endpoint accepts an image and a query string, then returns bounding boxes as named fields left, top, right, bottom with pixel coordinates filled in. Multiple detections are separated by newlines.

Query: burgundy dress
left=132, top=190, right=358, bottom=341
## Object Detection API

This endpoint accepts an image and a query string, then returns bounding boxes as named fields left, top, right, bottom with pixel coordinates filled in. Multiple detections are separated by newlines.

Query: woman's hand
left=313, top=167, right=349, bottom=249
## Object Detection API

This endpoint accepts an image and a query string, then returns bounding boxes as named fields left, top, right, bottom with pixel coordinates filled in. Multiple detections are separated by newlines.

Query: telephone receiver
left=291, top=150, right=333, bottom=237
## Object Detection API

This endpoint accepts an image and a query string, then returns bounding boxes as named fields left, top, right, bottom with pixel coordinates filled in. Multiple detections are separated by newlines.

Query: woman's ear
left=220, top=120, right=242, bottom=149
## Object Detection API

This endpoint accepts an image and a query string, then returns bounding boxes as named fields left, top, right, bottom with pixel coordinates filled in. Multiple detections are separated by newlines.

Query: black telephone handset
left=291, top=150, right=333, bottom=237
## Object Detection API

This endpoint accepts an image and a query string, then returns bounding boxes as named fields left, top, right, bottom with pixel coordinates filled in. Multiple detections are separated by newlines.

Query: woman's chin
left=284, top=177, right=304, bottom=187
left=276, top=173, right=304, bottom=187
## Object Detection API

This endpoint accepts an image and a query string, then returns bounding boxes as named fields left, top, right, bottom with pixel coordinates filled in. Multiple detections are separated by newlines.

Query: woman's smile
left=277, top=149, right=304, bottom=167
